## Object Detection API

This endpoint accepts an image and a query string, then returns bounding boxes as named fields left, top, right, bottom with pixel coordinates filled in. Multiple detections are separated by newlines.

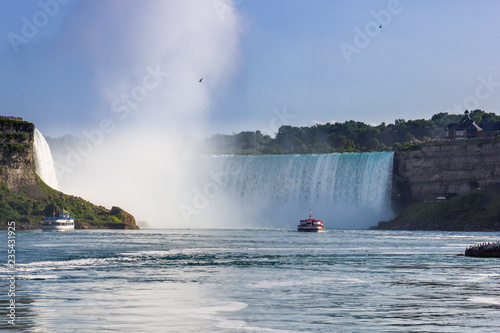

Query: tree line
left=204, top=110, right=500, bottom=155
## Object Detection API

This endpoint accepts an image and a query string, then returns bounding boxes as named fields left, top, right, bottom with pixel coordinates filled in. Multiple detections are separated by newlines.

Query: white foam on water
left=17, top=274, right=59, bottom=280
left=463, top=273, right=499, bottom=283
left=119, top=248, right=236, bottom=257
left=249, top=276, right=368, bottom=289
left=157, top=301, right=243, bottom=316
left=218, top=319, right=299, bottom=333
left=16, top=258, right=115, bottom=271
left=195, top=301, right=248, bottom=314
left=249, top=280, right=302, bottom=288
left=119, top=250, right=176, bottom=257
left=468, top=297, right=500, bottom=305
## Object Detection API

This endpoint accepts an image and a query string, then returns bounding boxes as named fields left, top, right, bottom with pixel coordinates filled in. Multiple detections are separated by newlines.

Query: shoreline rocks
left=464, top=241, right=500, bottom=257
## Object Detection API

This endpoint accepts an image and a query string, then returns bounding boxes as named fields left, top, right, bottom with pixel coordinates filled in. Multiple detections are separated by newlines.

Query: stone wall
left=392, top=141, right=500, bottom=206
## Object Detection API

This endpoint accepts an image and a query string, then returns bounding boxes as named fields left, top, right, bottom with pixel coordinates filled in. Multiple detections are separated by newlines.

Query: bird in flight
left=199, top=78, right=203, bottom=82
left=379, top=25, right=382, bottom=28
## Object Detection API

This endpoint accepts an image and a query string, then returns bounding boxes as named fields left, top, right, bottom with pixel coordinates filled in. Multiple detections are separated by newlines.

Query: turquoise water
left=2, top=229, right=500, bottom=332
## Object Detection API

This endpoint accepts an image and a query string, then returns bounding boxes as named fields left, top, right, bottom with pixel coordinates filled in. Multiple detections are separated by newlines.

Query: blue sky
left=215, top=0, right=500, bottom=134
left=1, top=0, right=500, bottom=138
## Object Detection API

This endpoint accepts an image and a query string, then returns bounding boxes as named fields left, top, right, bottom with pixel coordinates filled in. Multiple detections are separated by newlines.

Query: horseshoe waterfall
left=179, top=152, right=395, bottom=229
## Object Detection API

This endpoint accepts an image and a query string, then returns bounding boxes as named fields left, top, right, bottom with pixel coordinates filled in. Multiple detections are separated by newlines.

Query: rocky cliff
left=376, top=139, right=500, bottom=231
left=0, top=118, right=138, bottom=230
left=392, top=140, right=500, bottom=206
left=0, top=119, right=37, bottom=190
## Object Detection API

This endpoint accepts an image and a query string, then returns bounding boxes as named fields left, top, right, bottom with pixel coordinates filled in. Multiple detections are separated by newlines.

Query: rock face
left=0, top=119, right=37, bottom=190
left=392, top=141, right=500, bottom=206
left=109, top=206, right=139, bottom=229
left=465, top=242, right=500, bottom=257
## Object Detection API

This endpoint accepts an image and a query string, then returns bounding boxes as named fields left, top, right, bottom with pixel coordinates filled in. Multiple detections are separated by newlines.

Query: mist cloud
left=47, top=0, right=243, bottom=226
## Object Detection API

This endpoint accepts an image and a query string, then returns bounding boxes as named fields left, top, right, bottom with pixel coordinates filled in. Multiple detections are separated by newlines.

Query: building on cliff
left=481, top=121, right=500, bottom=137
left=445, top=110, right=489, bottom=140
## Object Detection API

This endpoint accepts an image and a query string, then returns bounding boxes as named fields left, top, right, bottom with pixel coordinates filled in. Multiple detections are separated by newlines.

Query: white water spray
left=33, top=128, right=59, bottom=190
left=180, top=152, right=395, bottom=229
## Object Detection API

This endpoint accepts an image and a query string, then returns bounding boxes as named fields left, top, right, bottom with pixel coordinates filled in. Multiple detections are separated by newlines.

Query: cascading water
left=179, top=152, right=395, bottom=229
left=33, top=128, right=59, bottom=190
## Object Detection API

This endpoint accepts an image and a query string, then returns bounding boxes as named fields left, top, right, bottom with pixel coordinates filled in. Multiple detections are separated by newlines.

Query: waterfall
left=33, top=128, right=59, bottom=190
left=179, top=152, right=394, bottom=229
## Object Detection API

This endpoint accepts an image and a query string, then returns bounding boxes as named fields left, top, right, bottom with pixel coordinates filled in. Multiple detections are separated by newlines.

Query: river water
left=1, top=229, right=500, bottom=332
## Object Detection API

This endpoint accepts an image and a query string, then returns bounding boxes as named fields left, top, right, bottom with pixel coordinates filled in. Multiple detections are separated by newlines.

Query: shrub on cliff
left=394, top=142, right=423, bottom=151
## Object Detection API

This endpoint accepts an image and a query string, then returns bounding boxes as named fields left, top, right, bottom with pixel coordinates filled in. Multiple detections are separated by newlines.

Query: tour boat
left=298, top=210, right=325, bottom=232
left=41, top=210, right=75, bottom=232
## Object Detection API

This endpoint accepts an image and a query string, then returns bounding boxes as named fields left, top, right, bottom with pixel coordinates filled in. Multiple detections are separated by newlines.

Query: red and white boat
left=298, top=210, right=325, bottom=232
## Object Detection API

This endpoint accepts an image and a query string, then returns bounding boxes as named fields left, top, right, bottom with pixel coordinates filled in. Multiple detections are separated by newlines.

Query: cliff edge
left=376, top=139, right=500, bottom=231
left=392, top=140, right=500, bottom=206
left=0, top=118, right=37, bottom=190
left=0, top=118, right=138, bottom=230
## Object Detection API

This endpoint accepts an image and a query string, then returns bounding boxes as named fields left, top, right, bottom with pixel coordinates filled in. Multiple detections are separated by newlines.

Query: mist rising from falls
left=33, top=128, right=59, bottom=190
left=180, top=152, right=395, bottom=229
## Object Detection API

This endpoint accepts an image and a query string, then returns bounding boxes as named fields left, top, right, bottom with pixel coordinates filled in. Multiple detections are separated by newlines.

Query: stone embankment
left=464, top=241, right=500, bottom=257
